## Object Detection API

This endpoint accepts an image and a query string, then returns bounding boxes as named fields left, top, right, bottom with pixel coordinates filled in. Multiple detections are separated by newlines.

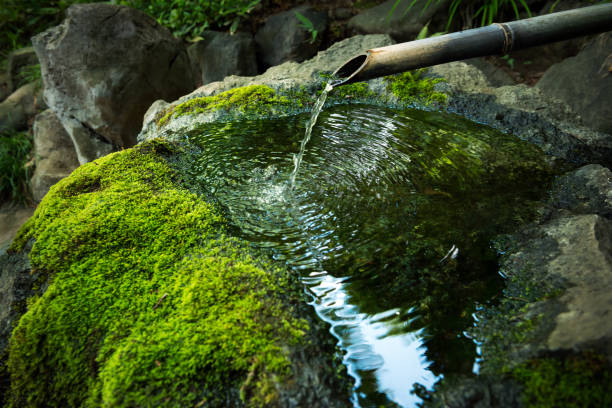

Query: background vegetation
left=114, top=0, right=263, bottom=38
left=0, top=0, right=266, bottom=56
left=0, top=0, right=96, bottom=56
left=4, top=0, right=609, bottom=57
left=391, top=0, right=532, bottom=30
left=0, top=131, right=32, bottom=203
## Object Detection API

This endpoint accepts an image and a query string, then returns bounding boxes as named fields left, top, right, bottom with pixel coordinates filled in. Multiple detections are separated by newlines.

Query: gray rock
left=6, top=47, right=39, bottom=92
left=538, top=214, right=612, bottom=296
left=139, top=34, right=394, bottom=142
left=464, top=58, right=515, bottom=87
left=541, top=215, right=612, bottom=359
left=483, top=86, right=611, bottom=167
left=32, top=3, right=195, bottom=160
left=329, top=8, right=353, bottom=20
left=0, top=203, right=34, bottom=253
left=30, top=110, right=80, bottom=202
left=495, top=214, right=612, bottom=363
left=0, top=82, right=43, bottom=131
left=428, top=62, right=612, bottom=167
left=552, top=164, right=612, bottom=218
left=0, top=239, right=43, bottom=402
left=0, top=250, right=26, bottom=348
left=32, top=110, right=73, bottom=161
left=347, top=0, right=448, bottom=41
left=61, top=115, right=114, bottom=165
left=255, top=5, right=328, bottom=68
left=428, top=61, right=494, bottom=94
left=141, top=99, right=169, bottom=133
left=537, top=33, right=612, bottom=135
left=0, top=245, right=32, bottom=355
left=188, top=31, right=258, bottom=86
left=429, top=62, right=573, bottom=121
left=418, top=376, right=522, bottom=408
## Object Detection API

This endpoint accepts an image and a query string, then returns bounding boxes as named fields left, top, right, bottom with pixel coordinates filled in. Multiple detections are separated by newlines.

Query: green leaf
left=416, top=23, right=429, bottom=40
left=386, top=0, right=403, bottom=23
left=548, top=0, right=561, bottom=12
left=229, top=18, right=240, bottom=34
left=446, top=0, right=462, bottom=31
left=294, top=11, right=314, bottom=31
left=294, top=11, right=318, bottom=44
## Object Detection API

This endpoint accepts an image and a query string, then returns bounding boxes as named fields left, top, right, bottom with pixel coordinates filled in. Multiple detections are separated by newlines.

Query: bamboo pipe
left=333, top=3, right=612, bottom=86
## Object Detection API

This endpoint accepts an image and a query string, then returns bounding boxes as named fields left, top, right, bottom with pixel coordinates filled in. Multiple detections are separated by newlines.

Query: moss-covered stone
left=327, top=82, right=376, bottom=102
left=154, top=72, right=448, bottom=133
left=156, top=85, right=296, bottom=127
left=5, top=140, right=327, bottom=407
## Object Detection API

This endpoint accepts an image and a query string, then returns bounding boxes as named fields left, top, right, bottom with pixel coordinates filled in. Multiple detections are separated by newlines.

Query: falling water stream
left=290, top=82, right=334, bottom=187
left=184, top=101, right=551, bottom=407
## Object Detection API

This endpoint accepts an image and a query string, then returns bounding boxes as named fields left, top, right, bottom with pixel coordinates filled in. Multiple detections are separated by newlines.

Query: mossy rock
left=140, top=72, right=450, bottom=144
left=155, top=85, right=297, bottom=127
left=4, top=140, right=350, bottom=407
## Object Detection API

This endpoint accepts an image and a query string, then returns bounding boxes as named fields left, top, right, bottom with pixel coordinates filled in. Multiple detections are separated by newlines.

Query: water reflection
left=303, top=272, right=432, bottom=407
left=185, top=105, right=552, bottom=407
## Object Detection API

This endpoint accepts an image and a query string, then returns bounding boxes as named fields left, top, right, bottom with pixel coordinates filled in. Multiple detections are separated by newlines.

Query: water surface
left=184, top=105, right=551, bottom=407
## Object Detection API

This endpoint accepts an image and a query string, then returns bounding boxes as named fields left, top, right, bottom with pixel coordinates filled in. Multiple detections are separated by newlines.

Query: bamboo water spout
left=333, top=3, right=612, bottom=86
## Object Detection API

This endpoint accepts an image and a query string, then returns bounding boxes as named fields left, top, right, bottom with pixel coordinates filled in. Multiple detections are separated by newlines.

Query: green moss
left=327, top=82, right=376, bottom=102
left=7, top=140, right=308, bottom=407
left=156, top=85, right=295, bottom=127
left=513, top=351, right=612, bottom=408
left=385, top=69, right=448, bottom=106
